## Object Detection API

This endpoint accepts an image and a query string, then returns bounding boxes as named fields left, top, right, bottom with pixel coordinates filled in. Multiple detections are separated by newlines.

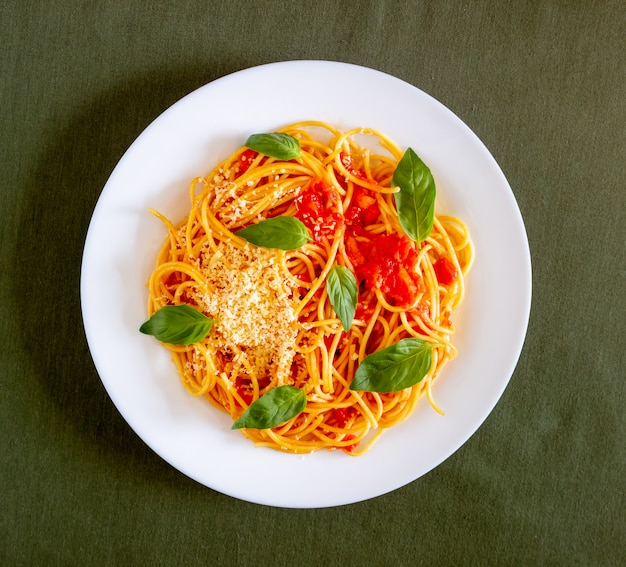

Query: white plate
left=80, top=61, right=531, bottom=508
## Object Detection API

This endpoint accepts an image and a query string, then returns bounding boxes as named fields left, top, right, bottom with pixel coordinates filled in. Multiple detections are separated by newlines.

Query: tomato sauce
left=433, top=258, right=457, bottom=286
left=294, top=178, right=344, bottom=242
left=237, top=149, right=261, bottom=175
left=330, top=406, right=357, bottom=427
left=346, top=233, right=423, bottom=308
left=345, top=187, right=380, bottom=228
left=330, top=406, right=359, bottom=453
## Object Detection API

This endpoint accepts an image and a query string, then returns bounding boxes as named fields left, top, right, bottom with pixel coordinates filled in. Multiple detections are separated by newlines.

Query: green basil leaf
left=392, top=148, right=436, bottom=242
left=139, top=304, right=214, bottom=345
left=235, top=216, right=310, bottom=250
left=326, top=264, right=358, bottom=331
left=349, top=337, right=434, bottom=392
left=231, top=385, right=307, bottom=430
left=245, top=132, right=301, bottom=160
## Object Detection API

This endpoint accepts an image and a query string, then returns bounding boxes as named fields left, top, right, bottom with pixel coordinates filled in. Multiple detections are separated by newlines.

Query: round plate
left=80, top=61, right=531, bottom=508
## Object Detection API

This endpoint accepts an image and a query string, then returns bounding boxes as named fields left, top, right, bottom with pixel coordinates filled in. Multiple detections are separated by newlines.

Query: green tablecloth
left=1, top=2, right=624, bottom=565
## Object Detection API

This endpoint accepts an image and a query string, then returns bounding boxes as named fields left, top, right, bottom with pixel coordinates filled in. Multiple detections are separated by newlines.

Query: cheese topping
left=194, top=240, right=299, bottom=384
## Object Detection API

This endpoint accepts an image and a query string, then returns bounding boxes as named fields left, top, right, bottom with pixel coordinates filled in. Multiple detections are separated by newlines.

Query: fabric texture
left=1, top=1, right=624, bottom=565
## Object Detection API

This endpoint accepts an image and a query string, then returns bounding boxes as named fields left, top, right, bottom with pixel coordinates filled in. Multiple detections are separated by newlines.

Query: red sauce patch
left=433, top=258, right=458, bottom=286
left=294, top=179, right=344, bottom=242
left=346, top=232, right=424, bottom=308
left=236, top=149, right=259, bottom=175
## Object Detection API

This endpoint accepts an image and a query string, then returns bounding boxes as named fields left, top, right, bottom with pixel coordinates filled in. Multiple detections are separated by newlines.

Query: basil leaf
left=231, top=385, right=307, bottom=430
left=139, top=304, right=214, bottom=345
left=235, top=216, right=310, bottom=250
left=326, top=264, right=358, bottom=331
left=349, top=337, right=434, bottom=392
left=392, top=148, right=436, bottom=242
left=245, top=132, right=301, bottom=160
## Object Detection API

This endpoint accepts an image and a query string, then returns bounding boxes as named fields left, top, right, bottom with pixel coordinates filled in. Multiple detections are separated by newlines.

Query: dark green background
left=1, top=2, right=624, bottom=565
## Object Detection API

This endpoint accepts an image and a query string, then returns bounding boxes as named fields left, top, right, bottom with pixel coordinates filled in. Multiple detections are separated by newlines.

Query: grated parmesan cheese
left=194, top=240, right=299, bottom=384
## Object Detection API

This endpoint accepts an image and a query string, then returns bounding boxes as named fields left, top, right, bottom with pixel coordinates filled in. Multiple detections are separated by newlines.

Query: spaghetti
left=144, top=121, right=473, bottom=455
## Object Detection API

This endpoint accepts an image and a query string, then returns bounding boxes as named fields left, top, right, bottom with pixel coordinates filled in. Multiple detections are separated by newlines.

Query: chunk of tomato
left=433, top=258, right=458, bottom=286
left=294, top=179, right=343, bottom=241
